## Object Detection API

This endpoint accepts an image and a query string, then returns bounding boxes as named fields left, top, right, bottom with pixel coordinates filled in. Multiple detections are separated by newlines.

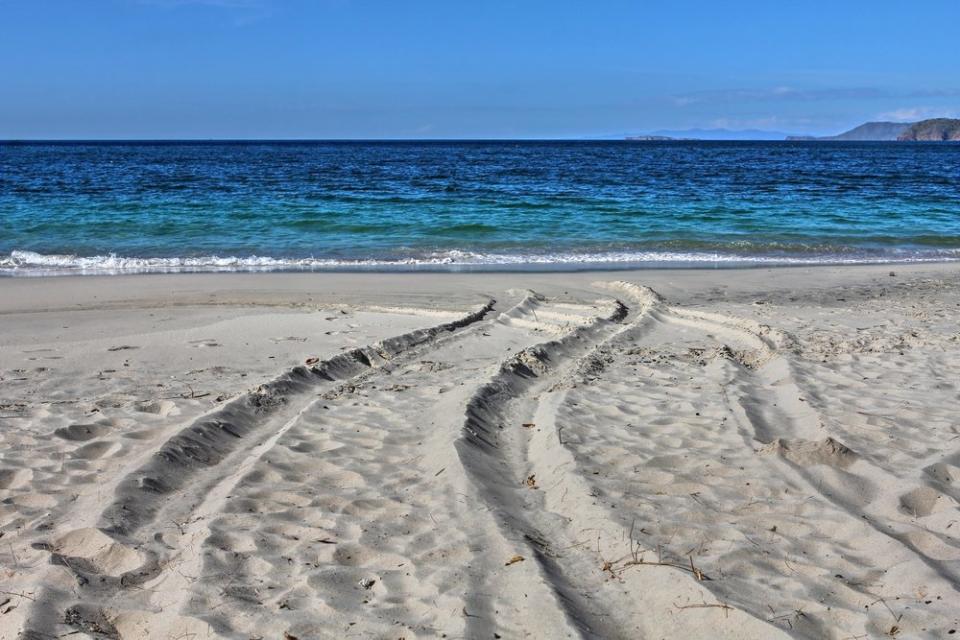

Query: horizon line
left=1, top=137, right=887, bottom=143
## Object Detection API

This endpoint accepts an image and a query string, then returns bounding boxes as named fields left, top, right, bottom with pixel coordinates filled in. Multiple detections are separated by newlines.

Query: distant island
left=620, top=118, right=960, bottom=142
left=785, top=122, right=910, bottom=141
left=647, top=128, right=794, bottom=141
left=625, top=135, right=676, bottom=141
left=897, top=118, right=960, bottom=141
left=785, top=118, right=960, bottom=141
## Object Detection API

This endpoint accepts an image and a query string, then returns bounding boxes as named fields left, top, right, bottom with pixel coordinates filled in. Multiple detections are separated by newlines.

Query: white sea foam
left=2, top=248, right=959, bottom=276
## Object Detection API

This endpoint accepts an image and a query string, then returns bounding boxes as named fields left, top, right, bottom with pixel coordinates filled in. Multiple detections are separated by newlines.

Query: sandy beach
left=2, top=264, right=960, bottom=639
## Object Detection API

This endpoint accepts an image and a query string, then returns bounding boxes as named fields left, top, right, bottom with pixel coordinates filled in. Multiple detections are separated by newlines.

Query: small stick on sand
left=617, top=547, right=711, bottom=581
left=868, top=597, right=903, bottom=623
left=674, top=602, right=732, bottom=617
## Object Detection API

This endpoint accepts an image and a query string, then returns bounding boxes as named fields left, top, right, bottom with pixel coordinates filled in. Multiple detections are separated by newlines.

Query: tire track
left=171, top=291, right=616, bottom=639
left=661, top=298, right=960, bottom=584
left=20, top=298, right=497, bottom=639
left=629, top=291, right=960, bottom=636
left=455, top=282, right=792, bottom=639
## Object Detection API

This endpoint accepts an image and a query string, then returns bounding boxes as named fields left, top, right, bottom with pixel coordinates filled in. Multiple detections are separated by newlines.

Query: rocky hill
left=787, top=121, right=911, bottom=141
left=897, top=118, right=960, bottom=141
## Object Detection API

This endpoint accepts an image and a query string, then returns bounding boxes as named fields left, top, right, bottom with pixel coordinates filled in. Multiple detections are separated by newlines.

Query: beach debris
left=505, top=555, right=525, bottom=566
left=525, top=474, right=537, bottom=489
left=305, top=357, right=319, bottom=366
left=522, top=422, right=536, bottom=428
left=107, top=345, right=139, bottom=351
left=673, top=601, right=733, bottom=616
left=358, top=577, right=376, bottom=590
left=690, top=557, right=707, bottom=581
left=601, top=560, right=616, bottom=579
left=63, top=606, right=117, bottom=637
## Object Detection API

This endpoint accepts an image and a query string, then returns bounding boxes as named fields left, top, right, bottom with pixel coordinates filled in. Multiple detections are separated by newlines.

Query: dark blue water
left=2, top=140, right=959, bottom=274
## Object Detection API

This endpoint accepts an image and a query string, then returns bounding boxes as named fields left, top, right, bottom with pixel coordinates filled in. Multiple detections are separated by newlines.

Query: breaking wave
left=4, top=248, right=960, bottom=276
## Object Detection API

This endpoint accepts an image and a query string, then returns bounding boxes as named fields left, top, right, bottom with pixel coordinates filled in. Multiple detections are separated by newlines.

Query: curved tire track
left=21, top=299, right=497, bottom=639
left=455, top=282, right=792, bottom=639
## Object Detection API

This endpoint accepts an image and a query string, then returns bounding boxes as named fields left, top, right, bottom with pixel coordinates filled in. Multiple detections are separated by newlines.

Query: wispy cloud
left=704, top=115, right=825, bottom=131
left=670, top=86, right=891, bottom=107
left=877, top=106, right=960, bottom=122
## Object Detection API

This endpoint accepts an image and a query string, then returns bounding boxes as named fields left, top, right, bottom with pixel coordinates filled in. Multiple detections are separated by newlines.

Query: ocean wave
left=3, top=248, right=960, bottom=276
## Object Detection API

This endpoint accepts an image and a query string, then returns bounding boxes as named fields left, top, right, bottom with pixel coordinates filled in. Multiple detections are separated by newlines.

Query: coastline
left=3, top=263, right=960, bottom=638
left=4, top=261, right=960, bottom=311
left=5, top=248, right=960, bottom=276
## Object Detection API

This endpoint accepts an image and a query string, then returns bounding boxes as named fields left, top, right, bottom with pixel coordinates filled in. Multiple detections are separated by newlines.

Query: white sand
left=1, top=264, right=959, bottom=639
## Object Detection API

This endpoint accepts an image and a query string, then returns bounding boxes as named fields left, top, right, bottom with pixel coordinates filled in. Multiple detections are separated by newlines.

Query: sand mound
left=53, top=528, right=143, bottom=576
left=899, top=486, right=958, bottom=517
left=925, top=461, right=960, bottom=485
left=759, top=437, right=856, bottom=468
left=112, top=610, right=216, bottom=640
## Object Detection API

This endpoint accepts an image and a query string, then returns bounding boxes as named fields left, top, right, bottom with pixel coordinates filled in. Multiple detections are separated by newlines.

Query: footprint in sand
left=135, top=399, right=178, bottom=417
left=54, top=422, right=112, bottom=441
left=0, top=467, right=34, bottom=489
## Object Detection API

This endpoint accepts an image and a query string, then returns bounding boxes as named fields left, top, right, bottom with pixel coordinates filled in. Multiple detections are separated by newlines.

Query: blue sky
left=1, top=0, right=958, bottom=138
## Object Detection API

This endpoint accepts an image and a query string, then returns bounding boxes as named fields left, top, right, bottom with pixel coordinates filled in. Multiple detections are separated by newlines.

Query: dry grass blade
left=674, top=601, right=733, bottom=618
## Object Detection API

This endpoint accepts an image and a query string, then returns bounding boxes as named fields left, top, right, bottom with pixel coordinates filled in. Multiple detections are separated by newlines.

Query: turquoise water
left=1, top=140, right=959, bottom=274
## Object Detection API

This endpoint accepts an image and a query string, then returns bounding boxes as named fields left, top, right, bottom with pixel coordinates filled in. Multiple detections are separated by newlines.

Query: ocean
left=2, top=140, right=959, bottom=275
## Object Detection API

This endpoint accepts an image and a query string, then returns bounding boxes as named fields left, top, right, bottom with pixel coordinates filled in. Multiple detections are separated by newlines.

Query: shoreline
left=4, top=251, right=960, bottom=277
left=4, top=261, right=960, bottom=312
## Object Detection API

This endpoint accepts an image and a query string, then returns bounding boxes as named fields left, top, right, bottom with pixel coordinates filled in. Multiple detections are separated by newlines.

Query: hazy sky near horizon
left=2, top=0, right=959, bottom=139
